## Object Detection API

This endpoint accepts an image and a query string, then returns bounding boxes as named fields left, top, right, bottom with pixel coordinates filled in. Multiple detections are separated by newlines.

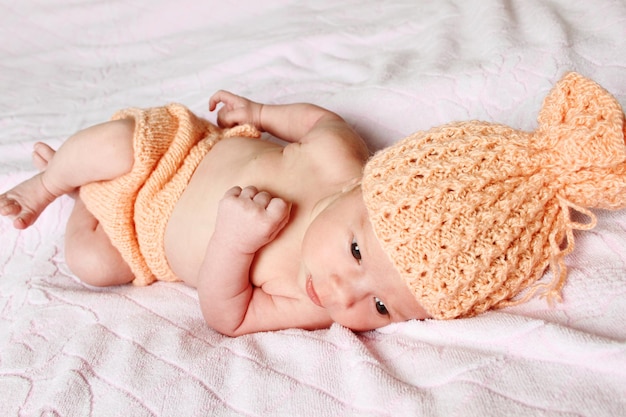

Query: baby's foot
left=0, top=173, right=58, bottom=229
left=31, top=142, right=80, bottom=200
left=32, top=142, right=56, bottom=171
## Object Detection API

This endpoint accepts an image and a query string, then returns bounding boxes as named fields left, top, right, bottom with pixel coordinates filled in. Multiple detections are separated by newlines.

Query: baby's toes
left=13, top=210, right=38, bottom=229
left=0, top=196, right=21, bottom=216
left=0, top=196, right=38, bottom=229
left=32, top=142, right=56, bottom=171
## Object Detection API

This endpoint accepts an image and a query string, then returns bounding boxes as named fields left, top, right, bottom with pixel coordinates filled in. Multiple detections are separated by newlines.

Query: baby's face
left=301, top=187, right=431, bottom=331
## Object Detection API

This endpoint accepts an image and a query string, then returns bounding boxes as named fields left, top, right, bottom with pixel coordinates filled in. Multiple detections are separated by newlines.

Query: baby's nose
left=329, top=273, right=361, bottom=308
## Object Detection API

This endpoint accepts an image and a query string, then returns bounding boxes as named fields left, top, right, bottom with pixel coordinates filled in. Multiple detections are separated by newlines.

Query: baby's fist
left=215, top=186, right=290, bottom=254
left=208, top=91, right=262, bottom=130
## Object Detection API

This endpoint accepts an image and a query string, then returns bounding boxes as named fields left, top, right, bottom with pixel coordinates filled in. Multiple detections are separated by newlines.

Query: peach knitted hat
left=362, top=72, right=626, bottom=319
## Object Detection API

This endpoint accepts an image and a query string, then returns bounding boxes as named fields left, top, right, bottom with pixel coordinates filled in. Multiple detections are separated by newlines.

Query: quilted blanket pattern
left=1, top=1, right=625, bottom=415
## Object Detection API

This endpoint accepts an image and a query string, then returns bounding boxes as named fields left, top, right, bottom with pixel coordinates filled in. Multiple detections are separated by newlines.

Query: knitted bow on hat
left=362, top=72, right=626, bottom=319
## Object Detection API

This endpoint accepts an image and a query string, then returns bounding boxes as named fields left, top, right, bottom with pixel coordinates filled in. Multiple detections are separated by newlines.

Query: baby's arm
left=196, top=185, right=292, bottom=336
left=209, top=91, right=367, bottom=151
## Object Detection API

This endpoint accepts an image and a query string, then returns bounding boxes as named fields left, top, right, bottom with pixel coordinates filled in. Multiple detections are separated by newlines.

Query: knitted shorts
left=80, top=104, right=259, bottom=285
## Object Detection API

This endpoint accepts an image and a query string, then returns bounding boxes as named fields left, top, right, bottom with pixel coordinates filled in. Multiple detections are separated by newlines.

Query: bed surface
left=1, top=1, right=625, bottom=416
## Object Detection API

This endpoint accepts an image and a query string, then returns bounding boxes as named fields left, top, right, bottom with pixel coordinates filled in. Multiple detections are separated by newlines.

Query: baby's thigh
left=64, top=198, right=133, bottom=286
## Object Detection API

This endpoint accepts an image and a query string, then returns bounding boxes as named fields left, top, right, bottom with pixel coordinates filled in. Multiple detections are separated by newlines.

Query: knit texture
left=81, top=104, right=260, bottom=285
left=362, top=72, right=626, bottom=319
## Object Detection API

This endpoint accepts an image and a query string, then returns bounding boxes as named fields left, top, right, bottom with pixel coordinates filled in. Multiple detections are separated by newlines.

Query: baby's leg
left=64, top=197, right=134, bottom=286
left=0, top=119, right=135, bottom=229
left=21, top=136, right=134, bottom=286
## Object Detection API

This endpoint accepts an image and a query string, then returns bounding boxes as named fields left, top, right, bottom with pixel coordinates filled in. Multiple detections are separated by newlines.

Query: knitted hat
left=362, top=72, right=626, bottom=319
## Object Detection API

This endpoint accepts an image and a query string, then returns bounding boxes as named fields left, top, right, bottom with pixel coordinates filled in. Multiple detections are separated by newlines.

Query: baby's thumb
left=266, top=198, right=291, bottom=233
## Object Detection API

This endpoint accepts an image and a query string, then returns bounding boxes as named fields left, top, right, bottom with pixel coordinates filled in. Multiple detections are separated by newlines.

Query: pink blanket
left=1, top=1, right=625, bottom=415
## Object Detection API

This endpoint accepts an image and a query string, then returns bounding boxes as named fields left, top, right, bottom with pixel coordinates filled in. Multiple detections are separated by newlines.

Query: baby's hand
left=213, top=186, right=290, bottom=254
left=209, top=90, right=263, bottom=130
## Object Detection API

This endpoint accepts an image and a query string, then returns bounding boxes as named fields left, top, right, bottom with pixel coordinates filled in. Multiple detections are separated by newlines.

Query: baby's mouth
left=306, top=276, right=323, bottom=307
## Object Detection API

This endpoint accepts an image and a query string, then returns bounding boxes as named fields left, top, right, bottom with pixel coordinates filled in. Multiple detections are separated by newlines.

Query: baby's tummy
left=164, top=136, right=286, bottom=285
left=164, top=211, right=213, bottom=287
left=163, top=158, right=224, bottom=286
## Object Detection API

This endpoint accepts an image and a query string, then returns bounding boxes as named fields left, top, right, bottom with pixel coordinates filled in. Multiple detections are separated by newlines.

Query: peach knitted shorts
left=80, top=104, right=259, bottom=285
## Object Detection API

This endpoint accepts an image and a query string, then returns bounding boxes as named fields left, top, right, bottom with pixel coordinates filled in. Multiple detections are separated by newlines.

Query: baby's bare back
left=164, top=135, right=360, bottom=291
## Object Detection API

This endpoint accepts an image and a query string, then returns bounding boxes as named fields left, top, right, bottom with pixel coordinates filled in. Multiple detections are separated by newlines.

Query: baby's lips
left=306, top=276, right=323, bottom=307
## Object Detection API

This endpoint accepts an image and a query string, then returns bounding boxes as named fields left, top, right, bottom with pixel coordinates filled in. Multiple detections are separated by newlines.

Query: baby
left=1, top=72, right=625, bottom=336
left=0, top=89, right=429, bottom=335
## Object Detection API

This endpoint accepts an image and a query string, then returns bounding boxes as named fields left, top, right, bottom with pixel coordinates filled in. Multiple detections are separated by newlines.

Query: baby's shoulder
left=302, top=120, right=370, bottom=165
left=288, top=135, right=364, bottom=180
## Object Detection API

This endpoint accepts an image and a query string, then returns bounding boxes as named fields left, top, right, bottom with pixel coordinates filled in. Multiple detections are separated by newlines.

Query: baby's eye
left=374, top=297, right=389, bottom=316
left=351, top=240, right=362, bottom=262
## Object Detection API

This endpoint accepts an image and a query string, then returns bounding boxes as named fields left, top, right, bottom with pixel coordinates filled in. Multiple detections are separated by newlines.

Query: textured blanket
left=1, top=1, right=625, bottom=416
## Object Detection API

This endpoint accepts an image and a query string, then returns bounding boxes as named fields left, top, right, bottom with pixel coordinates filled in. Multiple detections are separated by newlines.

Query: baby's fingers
left=252, top=190, right=272, bottom=207
left=209, top=90, right=237, bottom=111
left=265, top=197, right=291, bottom=231
left=223, top=185, right=243, bottom=198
